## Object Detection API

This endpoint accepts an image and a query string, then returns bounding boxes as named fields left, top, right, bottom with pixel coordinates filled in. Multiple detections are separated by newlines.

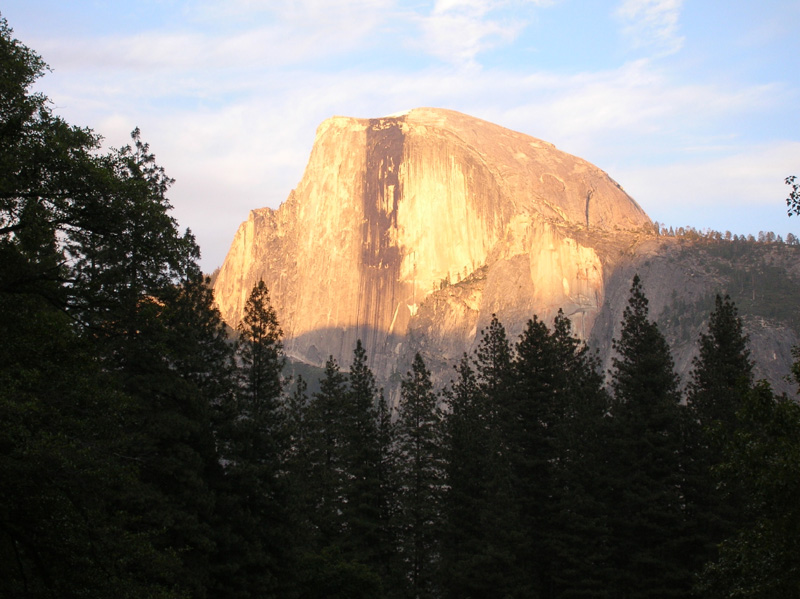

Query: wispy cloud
left=616, top=0, right=684, bottom=56
left=616, top=141, right=800, bottom=235
left=472, top=59, right=782, bottom=159
left=412, top=0, right=554, bottom=67
left=36, top=24, right=377, bottom=73
left=193, top=0, right=393, bottom=22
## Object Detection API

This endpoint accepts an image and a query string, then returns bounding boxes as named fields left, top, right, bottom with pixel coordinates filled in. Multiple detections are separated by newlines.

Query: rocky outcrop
left=214, top=108, right=800, bottom=395
left=214, top=108, right=649, bottom=375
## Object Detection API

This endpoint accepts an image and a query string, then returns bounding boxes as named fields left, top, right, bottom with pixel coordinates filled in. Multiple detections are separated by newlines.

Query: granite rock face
left=214, top=108, right=799, bottom=395
left=214, top=108, right=649, bottom=375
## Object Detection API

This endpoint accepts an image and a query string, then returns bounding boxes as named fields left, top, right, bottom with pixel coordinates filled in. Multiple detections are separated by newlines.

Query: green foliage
left=303, top=355, right=350, bottom=546
left=0, top=291, right=182, bottom=599
left=296, top=547, right=383, bottom=599
left=612, top=275, right=681, bottom=406
left=340, top=340, right=389, bottom=568
left=440, top=349, right=519, bottom=598
left=606, top=275, right=694, bottom=598
left=441, top=311, right=612, bottom=599
left=680, top=295, right=756, bottom=593
left=235, top=280, right=284, bottom=427
left=281, top=342, right=399, bottom=598
left=210, top=280, right=295, bottom=599
left=514, top=311, right=611, bottom=599
left=688, top=294, right=753, bottom=428
left=698, top=382, right=800, bottom=598
left=0, top=17, right=231, bottom=597
left=396, top=354, right=444, bottom=598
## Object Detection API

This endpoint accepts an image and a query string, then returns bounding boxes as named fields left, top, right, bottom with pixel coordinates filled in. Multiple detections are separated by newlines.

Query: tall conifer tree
left=682, top=294, right=755, bottom=584
left=440, top=354, right=511, bottom=597
left=547, top=312, right=610, bottom=599
left=606, top=275, right=691, bottom=598
left=688, top=294, right=753, bottom=429
left=236, top=280, right=284, bottom=421
left=698, top=382, right=800, bottom=598
left=305, top=355, right=350, bottom=547
left=340, top=340, right=385, bottom=571
left=396, top=354, right=444, bottom=599
left=511, top=311, right=610, bottom=599
left=212, top=280, right=293, bottom=598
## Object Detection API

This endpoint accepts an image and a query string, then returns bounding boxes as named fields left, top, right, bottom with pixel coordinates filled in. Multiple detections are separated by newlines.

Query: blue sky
left=3, top=0, right=799, bottom=271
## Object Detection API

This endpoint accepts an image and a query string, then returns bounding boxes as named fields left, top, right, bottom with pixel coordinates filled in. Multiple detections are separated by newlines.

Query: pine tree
left=683, top=294, right=755, bottom=586
left=546, top=312, right=610, bottom=599
left=473, top=315, right=514, bottom=415
left=374, top=377, right=401, bottom=595
left=305, top=355, right=350, bottom=547
left=395, top=354, right=444, bottom=599
left=212, top=280, right=293, bottom=598
left=605, top=275, right=692, bottom=598
left=439, top=341, right=520, bottom=597
left=511, top=311, right=610, bottom=599
left=687, top=294, right=753, bottom=430
left=440, top=354, right=495, bottom=597
left=280, top=373, right=319, bottom=574
left=232, top=280, right=285, bottom=469
left=611, top=275, right=681, bottom=408
left=697, top=382, right=800, bottom=598
left=506, top=315, right=565, bottom=598
left=473, top=315, right=524, bottom=592
left=295, top=354, right=390, bottom=597
left=283, top=373, right=310, bottom=489
left=340, top=340, right=384, bottom=569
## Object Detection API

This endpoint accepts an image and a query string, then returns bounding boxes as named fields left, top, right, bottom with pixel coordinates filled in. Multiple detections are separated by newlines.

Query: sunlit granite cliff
left=214, top=108, right=799, bottom=392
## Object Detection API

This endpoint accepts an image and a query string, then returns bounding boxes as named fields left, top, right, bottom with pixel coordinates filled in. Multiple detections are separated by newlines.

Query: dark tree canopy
left=606, top=275, right=693, bottom=598
left=0, top=17, right=224, bottom=598
left=698, top=382, right=800, bottom=599
left=611, top=274, right=681, bottom=408
left=396, top=353, right=444, bottom=599
left=688, top=294, right=753, bottom=429
left=236, top=279, right=284, bottom=418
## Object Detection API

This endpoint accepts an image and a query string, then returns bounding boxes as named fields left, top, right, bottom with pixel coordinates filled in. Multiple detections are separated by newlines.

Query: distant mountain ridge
left=213, top=108, right=799, bottom=395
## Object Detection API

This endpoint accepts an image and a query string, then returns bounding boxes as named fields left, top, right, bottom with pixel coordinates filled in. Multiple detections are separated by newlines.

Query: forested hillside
left=2, top=18, right=800, bottom=599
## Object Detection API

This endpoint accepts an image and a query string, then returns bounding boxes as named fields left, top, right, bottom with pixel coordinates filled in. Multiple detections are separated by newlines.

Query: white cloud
left=616, top=0, right=684, bottom=56
left=417, top=13, right=520, bottom=67
left=464, top=59, right=783, bottom=162
left=613, top=141, right=800, bottom=238
left=31, top=0, right=393, bottom=77
left=36, top=23, right=373, bottom=74
left=619, top=141, right=800, bottom=208
left=413, top=0, right=552, bottom=67
left=194, top=0, right=393, bottom=22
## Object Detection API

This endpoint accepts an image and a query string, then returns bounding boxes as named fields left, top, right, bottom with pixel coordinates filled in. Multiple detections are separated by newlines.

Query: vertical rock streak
left=358, top=118, right=406, bottom=357
left=585, top=189, right=593, bottom=229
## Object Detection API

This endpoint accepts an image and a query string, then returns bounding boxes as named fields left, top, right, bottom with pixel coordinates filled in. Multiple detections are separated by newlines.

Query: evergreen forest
left=3, top=18, right=800, bottom=599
